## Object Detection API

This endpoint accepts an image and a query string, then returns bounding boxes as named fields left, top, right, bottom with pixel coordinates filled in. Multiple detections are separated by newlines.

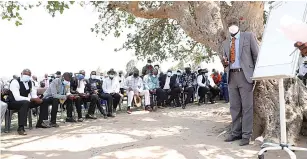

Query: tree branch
left=108, top=1, right=176, bottom=19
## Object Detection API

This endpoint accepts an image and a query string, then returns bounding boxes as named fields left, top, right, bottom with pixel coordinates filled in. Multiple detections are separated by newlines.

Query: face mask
left=167, top=72, right=172, bottom=77
left=21, top=75, right=31, bottom=82
left=152, top=75, right=156, bottom=77
left=63, top=80, right=70, bottom=86
left=177, top=72, right=181, bottom=76
left=229, top=25, right=239, bottom=35
left=77, top=74, right=85, bottom=80
left=91, top=75, right=96, bottom=79
left=109, top=75, right=114, bottom=78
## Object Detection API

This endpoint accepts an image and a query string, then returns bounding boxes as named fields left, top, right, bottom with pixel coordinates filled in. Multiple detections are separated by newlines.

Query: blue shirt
left=144, top=75, right=159, bottom=90
left=229, top=32, right=241, bottom=69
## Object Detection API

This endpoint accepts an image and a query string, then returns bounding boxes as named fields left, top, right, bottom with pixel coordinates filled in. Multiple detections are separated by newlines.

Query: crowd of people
left=0, top=60, right=229, bottom=136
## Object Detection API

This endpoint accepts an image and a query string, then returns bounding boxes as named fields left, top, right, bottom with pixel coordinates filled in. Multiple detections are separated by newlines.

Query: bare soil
left=1, top=103, right=306, bottom=159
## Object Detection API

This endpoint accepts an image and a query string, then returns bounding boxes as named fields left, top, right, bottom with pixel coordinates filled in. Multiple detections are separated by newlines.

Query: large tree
left=1, top=1, right=306, bottom=144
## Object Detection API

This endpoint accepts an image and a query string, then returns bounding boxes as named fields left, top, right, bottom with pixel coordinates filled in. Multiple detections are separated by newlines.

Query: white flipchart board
left=252, top=1, right=307, bottom=80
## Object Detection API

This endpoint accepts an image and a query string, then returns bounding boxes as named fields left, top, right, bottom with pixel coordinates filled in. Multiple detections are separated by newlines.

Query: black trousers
left=66, top=97, right=82, bottom=118
left=184, top=87, right=194, bottom=104
left=99, top=93, right=113, bottom=114
left=110, top=93, right=121, bottom=112
left=167, top=87, right=181, bottom=106
left=8, top=100, right=29, bottom=127
left=198, top=86, right=211, bottom=102
left=87, top=94, right=100, bottom=115
left=155, top=88, right=166, bottom=106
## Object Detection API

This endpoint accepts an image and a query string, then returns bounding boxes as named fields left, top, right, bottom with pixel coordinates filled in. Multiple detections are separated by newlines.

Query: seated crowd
left=0, top=61, right=229, bottom=135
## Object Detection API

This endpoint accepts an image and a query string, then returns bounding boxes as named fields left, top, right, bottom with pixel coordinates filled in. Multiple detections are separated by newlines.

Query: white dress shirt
left=118, top=76, right=126, bottom=88
left=43, top=78, right=49, bottom=88
left=163, top=76, right=171, bottom=90
left=10, top=79, right=38, bottom=101
left=103, top=77, right=120, bottom=94
left=197, top=75, right=207, bottom=87
left=77, top=79, right=86, bottom=94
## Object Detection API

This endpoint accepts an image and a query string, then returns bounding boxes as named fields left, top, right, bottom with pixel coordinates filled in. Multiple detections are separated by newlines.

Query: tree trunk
left=112, top=1, right=307, bottom=144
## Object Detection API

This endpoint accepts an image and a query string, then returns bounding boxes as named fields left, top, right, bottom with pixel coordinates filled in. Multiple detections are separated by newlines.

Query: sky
left=0, top=4, right=222, bottom=81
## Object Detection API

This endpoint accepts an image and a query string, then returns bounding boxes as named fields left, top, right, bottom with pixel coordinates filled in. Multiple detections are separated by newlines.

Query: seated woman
left=143, top=69, right=160, bottom=111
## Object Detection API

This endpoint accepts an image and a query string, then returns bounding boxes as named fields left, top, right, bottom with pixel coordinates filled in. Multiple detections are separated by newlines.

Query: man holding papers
left=222, top=17, right=259, bottom=146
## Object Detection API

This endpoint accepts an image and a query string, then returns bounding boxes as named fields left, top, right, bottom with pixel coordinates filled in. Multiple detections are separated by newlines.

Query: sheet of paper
left=279, top=15, right=307, bottom=43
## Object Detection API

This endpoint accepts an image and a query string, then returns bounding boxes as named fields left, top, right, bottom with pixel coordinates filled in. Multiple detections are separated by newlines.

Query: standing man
left=43, top=74, right=50, bottom=88
left=222, top=17, right=259, bottom=146
left=142, top=59, right=154, bottom=77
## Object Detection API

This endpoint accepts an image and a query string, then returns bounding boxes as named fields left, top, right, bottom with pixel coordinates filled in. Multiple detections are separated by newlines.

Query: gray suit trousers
left=228, top=71, right=253, bottom=139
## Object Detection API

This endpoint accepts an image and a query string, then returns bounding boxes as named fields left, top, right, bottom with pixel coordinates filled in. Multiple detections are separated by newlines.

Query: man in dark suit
left=222, top=17, right=259, bottom=146
left=158, top=70, right=181, bottom=107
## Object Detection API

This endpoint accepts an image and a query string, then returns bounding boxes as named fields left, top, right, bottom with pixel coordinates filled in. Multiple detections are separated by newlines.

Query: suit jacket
left=222, top=32, right=259, bottom=83
left=43, top=78, right=70, bottom=100
left=159, top=74, right=176, bottom=89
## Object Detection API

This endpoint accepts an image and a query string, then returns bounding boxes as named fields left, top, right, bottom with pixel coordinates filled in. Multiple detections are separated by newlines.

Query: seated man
left=118, top=70, right=126, bottom=95
left=102, top=69, right=121, bottom=117
left=159, top=70, right=181, bottom=108
left=182, top=66, right=197, bottom=108
left=143, top=69, right=160, bottom=110
left=8, top=69, right=54, bottom=135
left=197, top=69, right=214, bottom=104
left=85, top=71, right=107, bottom=119
left=43, top=72, right=75, bottom=127
left=124, top=69, right=150, bottom=113
left=66, top=70, right=89, bottom=122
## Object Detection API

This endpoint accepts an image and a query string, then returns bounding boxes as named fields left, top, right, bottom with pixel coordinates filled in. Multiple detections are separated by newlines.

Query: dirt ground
left=1, top=103, right=307, bottom=159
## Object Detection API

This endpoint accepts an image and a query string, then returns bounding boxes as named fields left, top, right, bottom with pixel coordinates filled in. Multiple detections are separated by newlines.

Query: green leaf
left=69, top=1, right=75, bottom=5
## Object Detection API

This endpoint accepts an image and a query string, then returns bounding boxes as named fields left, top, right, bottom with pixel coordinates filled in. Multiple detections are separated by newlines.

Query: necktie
left=230, top=37, right=236, bottom=63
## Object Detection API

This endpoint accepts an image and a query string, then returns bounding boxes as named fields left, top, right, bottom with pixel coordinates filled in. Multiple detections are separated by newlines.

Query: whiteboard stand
left=257, top=78, right=307, bottom=159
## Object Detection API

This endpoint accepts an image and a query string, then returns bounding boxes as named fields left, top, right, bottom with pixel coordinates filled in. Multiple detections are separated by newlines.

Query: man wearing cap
left=102, top=69, right=121, bottom=117
left=221, top=17, right=259, bottom=146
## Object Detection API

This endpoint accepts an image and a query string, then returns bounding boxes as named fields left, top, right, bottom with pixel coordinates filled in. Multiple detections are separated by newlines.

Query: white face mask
left=109, top=75, right=114, bottom=78
left=167, top=72, right=172, bottom=77
left=63, top=80, right=70, bottom=86
left=21, top=75, right=31, bottom=82
left=229, top=25, right=239, bottom=34
left=91, top=75, right=96, bottom=79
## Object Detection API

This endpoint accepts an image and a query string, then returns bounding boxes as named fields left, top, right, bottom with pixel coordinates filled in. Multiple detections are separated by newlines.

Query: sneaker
left=77, top=118, right=84, bottom=122
left=85, top=114, right=97, bottom=119
left=66, top=117, right=77, bottom=122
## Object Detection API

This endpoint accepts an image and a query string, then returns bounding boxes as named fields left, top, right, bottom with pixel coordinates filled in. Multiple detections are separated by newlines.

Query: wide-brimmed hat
left=107, top=69, right=116, bottom=75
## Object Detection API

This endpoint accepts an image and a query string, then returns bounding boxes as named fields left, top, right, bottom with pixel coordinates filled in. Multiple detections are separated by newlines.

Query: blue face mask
left=77, top=74, right=85, bottom=80
left=21, top=75, right=31, bottom=82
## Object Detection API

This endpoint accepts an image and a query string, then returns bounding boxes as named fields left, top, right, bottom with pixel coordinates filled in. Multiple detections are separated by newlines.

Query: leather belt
left=230, top=68, right=243, bottom=72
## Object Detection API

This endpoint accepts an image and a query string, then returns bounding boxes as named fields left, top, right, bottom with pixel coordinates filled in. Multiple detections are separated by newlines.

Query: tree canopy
left=0, top=1, right=241, bottom=64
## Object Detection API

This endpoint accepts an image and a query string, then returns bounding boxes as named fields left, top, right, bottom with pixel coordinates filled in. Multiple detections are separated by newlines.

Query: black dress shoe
left=17, top=127, right=27, bottom=135
left=36, top=122, right=51, bottom=128
left=239, top=138, right=250, bottom=146
left=50, top=123, right=59, bottom=128
left=224, top=135, right=242, bottom=142
left=77, top=118, right=84, bottom=122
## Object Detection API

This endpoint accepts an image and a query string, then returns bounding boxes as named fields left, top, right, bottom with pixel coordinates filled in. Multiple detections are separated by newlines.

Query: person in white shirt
left=197, top=69, right=214, bottom=104
left=102, top=69, right=121, bottom=117
left=42, top=74, right=50, bottom=88
left=8, top=69, right=51, bottom=135
left=118, top=70, right=126, bottom=95
left=0, top=81, right=8, bottom=124
left=124, top=69, right=150, bottom=114
left=31, top=75, right=39, bottom=89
